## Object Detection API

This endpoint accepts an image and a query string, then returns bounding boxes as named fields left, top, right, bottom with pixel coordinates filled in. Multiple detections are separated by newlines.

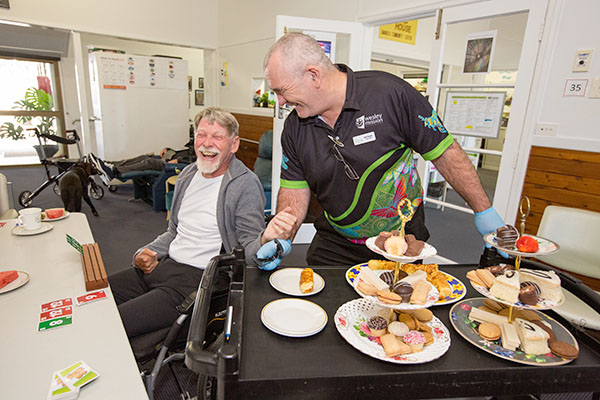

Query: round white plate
left=42, top=211, right=70, bottom=221
left=261, top=298, right=328, bottom=337
left=11, top=222, right=53, bottom=236
left=483, top=233, right=560, bottom=257
left=0, top=271, right=30, bottom=294
left=269, top=268, right=325, bottom=297
left=346, top=264, right=467, bottom=306
left=365, top=236, right=437, bottom=262
left=352, top=269, right=439, bottom=310
left=335, top=298, right=451, bottom=364
left=469, top=279, right=565, bottom=310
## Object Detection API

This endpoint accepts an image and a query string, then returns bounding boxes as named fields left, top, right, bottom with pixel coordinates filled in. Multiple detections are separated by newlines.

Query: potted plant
left=0, top=87, right=58, bottom=160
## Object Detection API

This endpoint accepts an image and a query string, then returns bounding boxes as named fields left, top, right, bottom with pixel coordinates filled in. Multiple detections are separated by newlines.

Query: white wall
left=529, top=0, right=600, bottom=152
left=0, top=0, right=217, bottom=49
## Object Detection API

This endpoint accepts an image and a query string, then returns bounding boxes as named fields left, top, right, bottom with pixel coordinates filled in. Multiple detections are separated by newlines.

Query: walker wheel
left=18, top=190, right=33, bottom=207
left=89, top=184, right=104, bottom=200
left=108, top=185, right=118, bottom=193
left=53, top=183, right=61, bottom=196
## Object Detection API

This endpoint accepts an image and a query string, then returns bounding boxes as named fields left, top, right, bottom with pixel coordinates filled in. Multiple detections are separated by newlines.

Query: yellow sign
left=379, top=21, right=418, bottom=45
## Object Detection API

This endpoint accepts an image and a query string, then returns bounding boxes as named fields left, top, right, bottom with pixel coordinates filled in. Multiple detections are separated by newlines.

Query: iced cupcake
left=403, top=330, right=426, bottom=352
left=367, top=316, right=388, bottom=337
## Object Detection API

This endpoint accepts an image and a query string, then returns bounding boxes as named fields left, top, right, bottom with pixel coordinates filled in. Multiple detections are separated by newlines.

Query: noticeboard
left=443, top=91, right=505, bottom=139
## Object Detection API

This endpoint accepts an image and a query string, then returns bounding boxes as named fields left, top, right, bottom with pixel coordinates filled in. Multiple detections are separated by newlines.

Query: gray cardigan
left=136, top=156, right=266, bottom=266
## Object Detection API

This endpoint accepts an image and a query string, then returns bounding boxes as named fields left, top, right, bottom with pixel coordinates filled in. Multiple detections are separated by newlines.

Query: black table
left=219, top=264, right=600, bottom=399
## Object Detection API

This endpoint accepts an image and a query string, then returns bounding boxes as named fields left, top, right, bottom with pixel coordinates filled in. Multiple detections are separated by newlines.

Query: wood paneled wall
left=232, top=113, right=273, bottom=170
left=520, top=146, right=600, bottom=235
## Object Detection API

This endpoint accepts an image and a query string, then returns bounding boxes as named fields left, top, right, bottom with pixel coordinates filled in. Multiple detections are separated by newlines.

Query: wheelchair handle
left=185, top=247, right=245, bottom=377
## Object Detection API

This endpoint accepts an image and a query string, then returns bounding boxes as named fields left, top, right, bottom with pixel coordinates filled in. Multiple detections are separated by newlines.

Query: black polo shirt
left=280, top=65, right=453, bottom=244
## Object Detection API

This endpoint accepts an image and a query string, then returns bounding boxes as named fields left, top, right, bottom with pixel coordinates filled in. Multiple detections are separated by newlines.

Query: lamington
left=519, top=268, right=562, bottom=302
left=489, top=270, right=520, bottom=304
left=515, top=318, right=550, bottom=355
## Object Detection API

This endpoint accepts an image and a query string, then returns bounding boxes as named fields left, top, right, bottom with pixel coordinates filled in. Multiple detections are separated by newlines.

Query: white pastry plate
left=365, top=236, right=437, bottom=262
left=450, top=297, right=578, bottom=366
left=335, top=298, right=451, bottom=364
left=42, top=211, right=70, bottom=221
left=0, top=271, right=30, bottom=294
left=483, top=233, right=560, bottom=257
left=352, top=269, right=439, bottom=310
left=469, top=279, right=565, bottom=310
left=11, top=222, right=53, bottom=236
left=269, top=268, right=325, bottom=297
left=261, top=298, right=328, bottom=338
left=346, top=263, right=466, bottom=306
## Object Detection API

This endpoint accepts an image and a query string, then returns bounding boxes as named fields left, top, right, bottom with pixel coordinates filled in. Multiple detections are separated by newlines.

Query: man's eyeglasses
left=327, top=135, right=359, bottom=181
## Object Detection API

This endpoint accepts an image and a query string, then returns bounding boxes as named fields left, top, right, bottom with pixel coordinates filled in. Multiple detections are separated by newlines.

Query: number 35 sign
left=563, top=79, right=588, bottom=96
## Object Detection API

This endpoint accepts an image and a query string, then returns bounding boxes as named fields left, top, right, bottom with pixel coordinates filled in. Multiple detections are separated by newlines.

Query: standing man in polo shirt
left=263, top=32, right=505, bottom=266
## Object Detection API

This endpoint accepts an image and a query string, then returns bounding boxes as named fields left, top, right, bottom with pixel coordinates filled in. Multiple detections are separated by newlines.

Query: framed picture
left=188, top=76, right=192, bottom=91
left=0, top=0, right=9, bottom=9
left=195, top=89, right=204, bottom=106
left=462, top=30, right=497, bottom=74
left=198, top=77, right=204, bottom=89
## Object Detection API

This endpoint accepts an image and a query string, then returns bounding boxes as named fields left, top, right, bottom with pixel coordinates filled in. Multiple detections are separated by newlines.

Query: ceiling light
left=0, top=19, right=31, bottom=27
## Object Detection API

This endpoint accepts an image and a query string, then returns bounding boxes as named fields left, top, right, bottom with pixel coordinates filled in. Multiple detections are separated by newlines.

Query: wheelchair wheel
left=108, top=185, right=118, bottom=193
left=53, top=183, right=61, bottom=196
left=198, top=375, right=217, bottom=400
left=18, top=191, right=33, bottom=207
left=89, top=184, right=104, bottom=200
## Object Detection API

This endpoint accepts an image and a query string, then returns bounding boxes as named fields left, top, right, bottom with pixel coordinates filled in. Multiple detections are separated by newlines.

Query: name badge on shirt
left=353, top=131, right=376, bottom=146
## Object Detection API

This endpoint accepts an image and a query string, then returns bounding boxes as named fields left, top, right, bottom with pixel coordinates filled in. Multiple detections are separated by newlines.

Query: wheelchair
left=133, top=250, right=238, bottom=400
left=18, top=128, right=104, bottom=207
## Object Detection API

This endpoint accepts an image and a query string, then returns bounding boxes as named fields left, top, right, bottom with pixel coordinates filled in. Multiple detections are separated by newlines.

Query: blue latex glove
left=474, top=206, right=509, bottom=258
left=255, top=239, right=292, bottom=271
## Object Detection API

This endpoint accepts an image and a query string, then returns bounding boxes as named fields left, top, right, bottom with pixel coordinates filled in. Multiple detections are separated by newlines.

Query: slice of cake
left=515, top=318, right=550, bottom=355
left=489, top=270, right=520, bottom=304
left=519, top=268, right=562, bottom=302
left=501, top=322, right=521, bottom=351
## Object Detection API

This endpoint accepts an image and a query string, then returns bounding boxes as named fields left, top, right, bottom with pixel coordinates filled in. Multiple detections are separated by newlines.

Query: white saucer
left=11, top=222, right=53, bottom=236
left=261, top=298, right=328, bottom=337
left=365, top=236, right=437, bottom=262
left=269, top=268, right=325, bottom=296
left=0, top=271, right=30, bottom=294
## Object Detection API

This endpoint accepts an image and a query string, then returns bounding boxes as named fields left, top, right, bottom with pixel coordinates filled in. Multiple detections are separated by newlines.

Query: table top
left=230, top=264, right=600, bottom=399
left=0, top=213, right=148, bottom=400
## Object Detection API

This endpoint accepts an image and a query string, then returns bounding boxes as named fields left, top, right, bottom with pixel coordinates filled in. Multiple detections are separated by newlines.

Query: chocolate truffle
left=496, top=225, right=519, bottom=248
left=375, top=231, right=392, bottom=250
left=392, top=282, right=414, bottom=303
left=519, top=281, right=540, bottom=305
left=486, top=265, right=505, bottom=276
left=380, top=270, right=408, bottom=286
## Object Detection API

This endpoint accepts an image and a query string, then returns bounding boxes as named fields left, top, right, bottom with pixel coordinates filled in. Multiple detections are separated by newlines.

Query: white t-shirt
left=169, top=172, right=223, bottom=268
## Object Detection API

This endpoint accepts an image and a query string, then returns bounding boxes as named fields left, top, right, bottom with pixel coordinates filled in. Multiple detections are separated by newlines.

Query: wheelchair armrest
left=41, top=133, right=78, bottom=145
left=176, top=290, right=198, bottom=314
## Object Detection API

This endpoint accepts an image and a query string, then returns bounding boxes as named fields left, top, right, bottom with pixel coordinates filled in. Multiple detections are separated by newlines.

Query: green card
left=66, top=234, right=83, bottom=254
left=38, top=315, right=73, bottom=332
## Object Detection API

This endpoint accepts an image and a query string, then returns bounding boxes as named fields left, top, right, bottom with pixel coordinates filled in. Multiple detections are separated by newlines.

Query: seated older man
left=109, top=107, right=295, bottom=339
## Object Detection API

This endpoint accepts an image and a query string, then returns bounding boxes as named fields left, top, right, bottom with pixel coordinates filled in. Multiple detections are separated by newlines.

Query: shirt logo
left=418, top=110, right=447, bottom=133
left=355, top=113, right=383, bottom=129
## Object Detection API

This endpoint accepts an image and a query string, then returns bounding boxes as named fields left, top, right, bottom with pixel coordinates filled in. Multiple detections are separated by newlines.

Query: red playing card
left=41, top=298, right=73, bottom=312
left=76, top=290, right=107, bottom=306
left=40, top=306, right=73, bottom=321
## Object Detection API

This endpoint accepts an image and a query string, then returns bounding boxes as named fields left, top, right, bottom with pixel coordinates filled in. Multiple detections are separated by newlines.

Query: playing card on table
left=40, top=306, right=73, bottom=322
left=47, top=372, right=79, bottom=400
left=41, top=298, right=73, bottom=312
left=76, top=289, right=107, bottom=306
left=38, top=315, right=73, bottom=332
left=58, top=360, right=100, bottom=389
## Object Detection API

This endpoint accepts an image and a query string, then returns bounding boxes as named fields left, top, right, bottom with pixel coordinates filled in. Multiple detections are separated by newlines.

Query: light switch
left=589, top=77, right=600, bottom=99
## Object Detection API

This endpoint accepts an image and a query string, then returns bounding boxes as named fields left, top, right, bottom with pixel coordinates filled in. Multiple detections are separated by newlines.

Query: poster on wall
left=462, top=30, right=497, bottom=74
left=443, top=91, right=505, bottom=139
left=0, top=0, right=9, bottom=9
left=303, top=30, right=337, bottom=63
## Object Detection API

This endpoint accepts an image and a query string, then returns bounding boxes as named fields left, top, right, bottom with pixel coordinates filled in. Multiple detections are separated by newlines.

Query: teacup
left=18, top=207, right=42, bottom=231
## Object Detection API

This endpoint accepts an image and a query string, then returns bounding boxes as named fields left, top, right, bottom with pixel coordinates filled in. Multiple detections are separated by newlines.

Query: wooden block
left=81, top=243, right=108, bottom=291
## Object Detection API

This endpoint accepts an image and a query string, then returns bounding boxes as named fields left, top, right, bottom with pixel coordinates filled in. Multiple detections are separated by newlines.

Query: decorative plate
left=347, top=264, right=466, bottom=306
left=352, top=269, right=439, bottom=310
left=365, top=237, right=437, bottom=262
left=450, top=297, right=578, bottom=366
left=483, top=233, right=560, bottom=257
left=0, top=271, right=30, bottom=294
left=469, top=279, right=565, bottom=310
left=334, top=298, right=451, bottom=364
left=261, top=298, right=327, bottom=338
left=269, top=268, right=325, bottom=297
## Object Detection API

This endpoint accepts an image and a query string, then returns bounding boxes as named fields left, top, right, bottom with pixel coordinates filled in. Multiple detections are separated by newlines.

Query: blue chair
left=253, top=130, right=272, bottom=213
